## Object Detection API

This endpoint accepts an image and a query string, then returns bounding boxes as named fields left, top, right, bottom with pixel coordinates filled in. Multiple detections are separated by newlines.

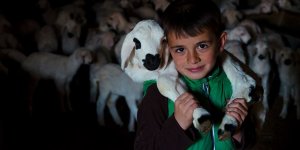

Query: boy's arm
left=134, top=84, right=196, bottom=150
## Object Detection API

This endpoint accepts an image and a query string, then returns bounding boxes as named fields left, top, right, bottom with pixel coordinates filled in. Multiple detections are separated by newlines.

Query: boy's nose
left=187, top=51, right=201, bottom=64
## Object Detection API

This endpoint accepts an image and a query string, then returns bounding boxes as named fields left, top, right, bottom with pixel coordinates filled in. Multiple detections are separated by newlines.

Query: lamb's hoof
left=218, top=124, right=237, bottom=140
left=196, top=115, right=212, bottom=133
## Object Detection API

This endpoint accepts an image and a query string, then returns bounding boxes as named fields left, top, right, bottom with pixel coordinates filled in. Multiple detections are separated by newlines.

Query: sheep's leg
left=107, top=94, right=124, bottom=126
left=64, top=81, right=72, bottom=111
left=262, top=75, right=269, bottom=111
left=157, top=75, right=212, bottom=133
left=89, top=80, right=98, bottom=103
left=128, top=109, right=136, bottom=132
left=218, top=51, right=257, bottom=140
left=125, top=98, right=138, bottom=132
left=218, top=103, right=238, bottom=140
left=280, top=86, right=290, bottom=119
left=96, top=89, right=110, bottom=126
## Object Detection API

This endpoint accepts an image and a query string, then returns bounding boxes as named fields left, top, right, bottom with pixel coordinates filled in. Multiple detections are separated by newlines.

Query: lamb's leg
left=218, top=100, right=239, bottom=140
left=96, top=89, right=110, bottom=126
left=218, top=51, right=257, bottom=140
left=280, top=86, right=289, bottom=119
left=262, top=75, right=269, bottom=111
left=89, top=80, right=98, bottom=103
left=64, top=81, right=72, bottom=111
left=125, top=98, right=139, bottom=132
left=157, top=75, right=212, bottom=133
left=107, top=93, right=124, bottom=126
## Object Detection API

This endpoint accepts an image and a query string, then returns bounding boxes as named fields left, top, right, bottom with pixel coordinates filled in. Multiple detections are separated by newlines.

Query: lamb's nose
left=143, top=54, right=160, bottom=71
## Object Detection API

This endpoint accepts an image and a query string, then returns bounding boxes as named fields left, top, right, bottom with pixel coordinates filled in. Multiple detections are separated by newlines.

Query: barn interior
left=0, top=0, right=300, bottom=149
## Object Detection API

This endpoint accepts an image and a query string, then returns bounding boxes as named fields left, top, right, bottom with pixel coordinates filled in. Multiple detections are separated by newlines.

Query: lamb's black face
left=143, top=54, right=160, bottom=71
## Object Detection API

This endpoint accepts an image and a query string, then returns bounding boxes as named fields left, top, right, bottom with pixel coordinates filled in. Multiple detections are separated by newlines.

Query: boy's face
left=167, top=30, right=226, bottom=80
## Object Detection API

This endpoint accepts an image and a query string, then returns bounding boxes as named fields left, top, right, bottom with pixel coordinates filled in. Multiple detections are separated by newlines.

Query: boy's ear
left=219, top=32, right=227, bottom=52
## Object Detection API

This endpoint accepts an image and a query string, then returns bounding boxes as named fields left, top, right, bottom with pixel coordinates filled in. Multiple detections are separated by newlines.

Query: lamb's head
left=121, top=19, right=165, bottom=81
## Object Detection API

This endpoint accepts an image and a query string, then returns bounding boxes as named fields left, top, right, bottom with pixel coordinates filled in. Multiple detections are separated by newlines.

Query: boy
left=134, top=0, right=257, bottom=149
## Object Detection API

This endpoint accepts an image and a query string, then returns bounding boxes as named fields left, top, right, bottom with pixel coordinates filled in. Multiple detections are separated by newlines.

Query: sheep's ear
left=159, top=37, right=170, bottom=68
left=121, top=32, right=135, bottom=69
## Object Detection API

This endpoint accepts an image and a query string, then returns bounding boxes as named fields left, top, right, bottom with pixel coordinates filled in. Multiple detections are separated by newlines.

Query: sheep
left=121, top=19, right=260, bottom=140
left=21, top=48, right=93, bottom=112
left=275, top=47, right=300, bottom=119
left=55, top=4, right=86, bottom=55
left=84, top=28, right=116, bottom=103
left=247, top=38, right=274, bottom=128
left=95, top=63, right=143, bottom=132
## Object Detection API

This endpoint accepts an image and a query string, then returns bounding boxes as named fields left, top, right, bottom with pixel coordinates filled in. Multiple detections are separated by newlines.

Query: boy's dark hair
left=161, top=0, right=224, bottom=39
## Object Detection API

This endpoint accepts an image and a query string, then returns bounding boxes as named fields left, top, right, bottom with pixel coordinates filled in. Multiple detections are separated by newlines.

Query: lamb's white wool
left=275, top=47, right=300, bottom=119
left=95, top=63, right=143, bottom=132
left=121, top=19, right=259, bottom=139
left=21, top=48, right=93, bottom=112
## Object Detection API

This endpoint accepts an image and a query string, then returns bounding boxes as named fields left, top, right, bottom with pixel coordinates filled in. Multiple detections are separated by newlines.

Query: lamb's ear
left=121, top=32, right=134, bottom=69
left=159, top=37, right=170, bottom=68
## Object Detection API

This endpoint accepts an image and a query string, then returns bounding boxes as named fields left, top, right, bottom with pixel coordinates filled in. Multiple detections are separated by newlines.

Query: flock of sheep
left=0, top=0, right=299, bottom=132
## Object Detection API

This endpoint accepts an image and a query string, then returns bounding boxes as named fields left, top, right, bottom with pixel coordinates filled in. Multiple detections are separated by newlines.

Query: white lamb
left=121, top=19, right=259, bottom=139
left=95, top=63, right=143, bottom=132
left=21, top=48, right=93, bottom=112
left=247, top=38, right=273, bottom=128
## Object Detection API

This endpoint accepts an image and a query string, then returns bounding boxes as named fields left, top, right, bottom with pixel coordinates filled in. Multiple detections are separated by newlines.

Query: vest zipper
left=202, top=78, right=215, bottom=150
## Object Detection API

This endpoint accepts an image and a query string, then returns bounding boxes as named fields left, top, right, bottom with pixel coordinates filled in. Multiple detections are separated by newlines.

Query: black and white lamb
left=121, top=19, right=260, bottom=140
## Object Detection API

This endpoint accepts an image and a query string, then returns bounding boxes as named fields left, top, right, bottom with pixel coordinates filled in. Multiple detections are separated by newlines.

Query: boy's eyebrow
left=169, top=40, right=213, bottom=49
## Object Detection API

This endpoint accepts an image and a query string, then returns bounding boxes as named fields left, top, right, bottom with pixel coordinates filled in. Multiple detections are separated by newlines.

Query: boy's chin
left=183, top=72, right=207, bottom=80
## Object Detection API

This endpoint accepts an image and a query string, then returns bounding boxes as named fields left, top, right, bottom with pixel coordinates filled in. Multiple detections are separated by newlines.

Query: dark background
left=0, top=0, right=300, bottom=150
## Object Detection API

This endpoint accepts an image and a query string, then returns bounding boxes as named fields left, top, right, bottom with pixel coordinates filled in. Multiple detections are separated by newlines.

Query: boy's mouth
left=187, top=65, right=204, bottom=73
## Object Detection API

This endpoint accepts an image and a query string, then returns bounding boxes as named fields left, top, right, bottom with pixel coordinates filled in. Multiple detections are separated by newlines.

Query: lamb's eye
left=133, top=38, right=141, bottom=49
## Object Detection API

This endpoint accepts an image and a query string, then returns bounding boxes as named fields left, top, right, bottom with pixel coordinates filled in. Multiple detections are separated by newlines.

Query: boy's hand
left=226, top=98, right=248, bottom=127
left=226, top=98, right=248, bottom=142
left=174, top=92, right=199, bottom=130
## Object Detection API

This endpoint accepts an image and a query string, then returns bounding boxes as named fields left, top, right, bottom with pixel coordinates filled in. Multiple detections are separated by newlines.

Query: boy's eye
left=175, top=47, right=185, bottom=53
left=197, top=43, right=208, bottom=49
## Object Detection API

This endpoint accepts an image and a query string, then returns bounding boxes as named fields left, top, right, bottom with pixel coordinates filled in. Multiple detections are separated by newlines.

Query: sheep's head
left=121, top=19, right=164, bottom=71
